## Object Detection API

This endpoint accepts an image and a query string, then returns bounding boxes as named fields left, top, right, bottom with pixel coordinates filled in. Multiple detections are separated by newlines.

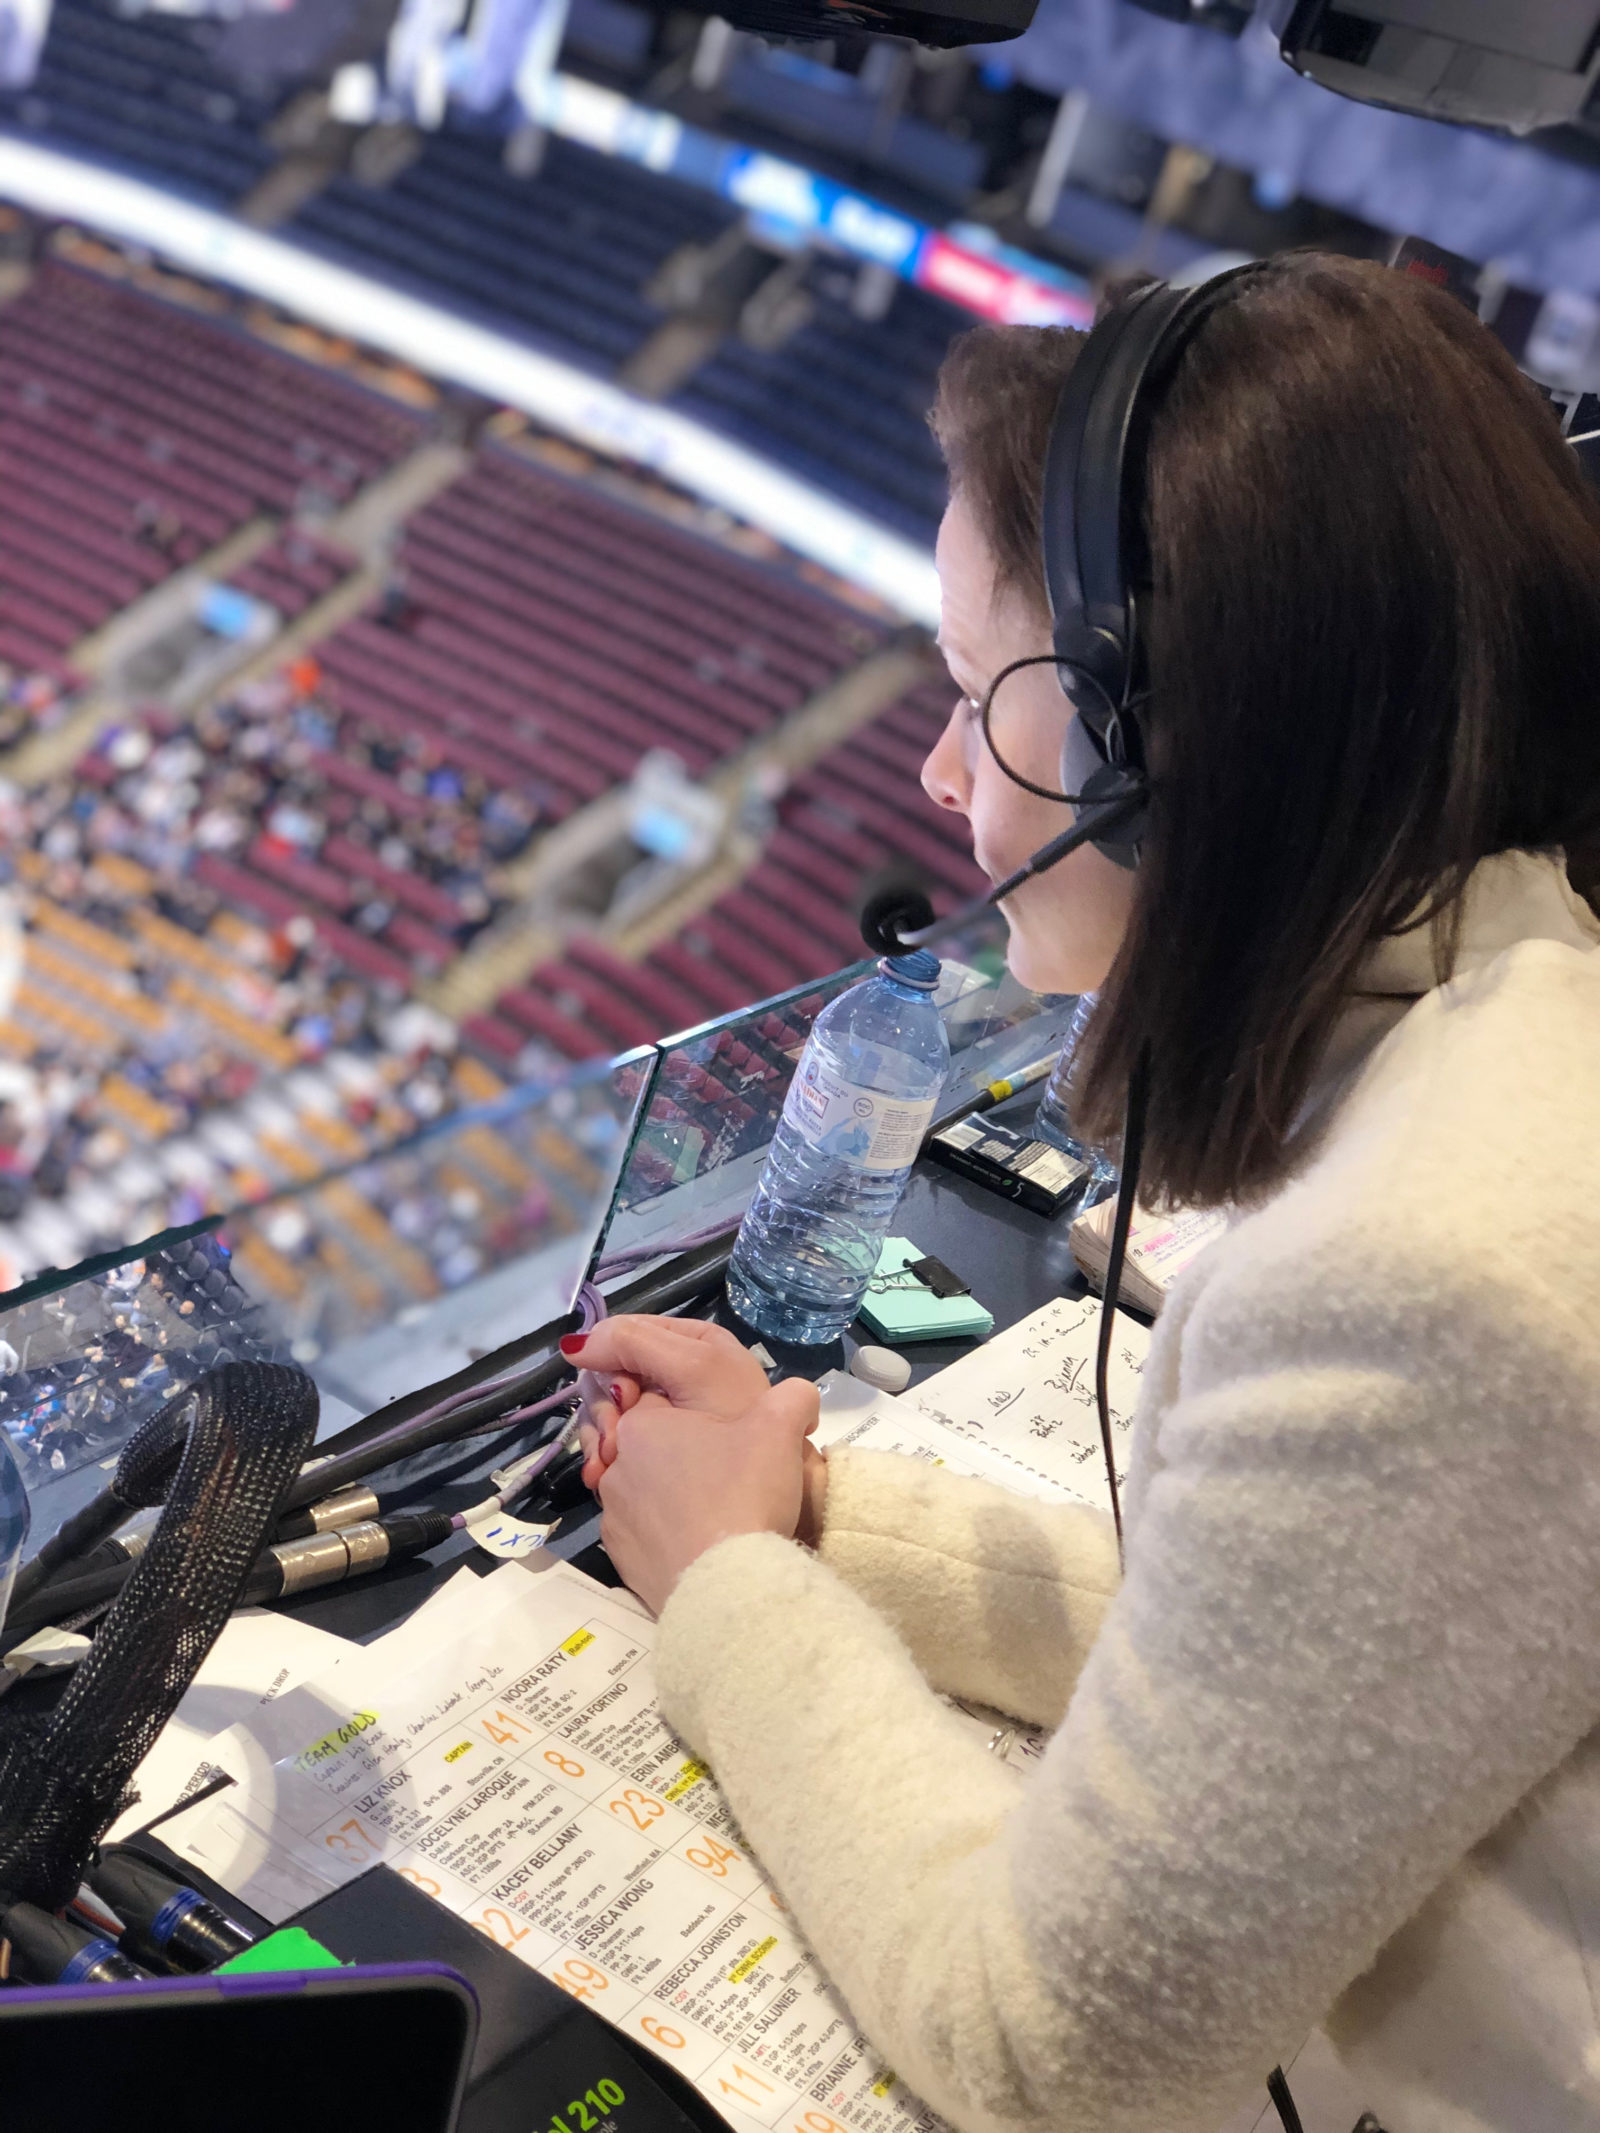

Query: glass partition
left=216, top=1047, right=655, bottom=1414
left=0, top=1220, right=291, bottom=1545
left=1, top=919, right=1073, bottom=1453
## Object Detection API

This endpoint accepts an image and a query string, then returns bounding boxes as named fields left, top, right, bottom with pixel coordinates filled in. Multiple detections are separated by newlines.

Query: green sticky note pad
left=216, top=1926, right=345, bottom=1975
left=856, top=1237, right=994, bottom=1344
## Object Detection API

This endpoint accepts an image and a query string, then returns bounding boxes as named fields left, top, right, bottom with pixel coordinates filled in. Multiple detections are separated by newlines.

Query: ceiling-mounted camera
left=701, top=0, right=1600, bottom=138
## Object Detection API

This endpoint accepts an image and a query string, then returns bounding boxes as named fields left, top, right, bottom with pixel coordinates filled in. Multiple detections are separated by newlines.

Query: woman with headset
left=565, top=253, right=1600, bottom=2132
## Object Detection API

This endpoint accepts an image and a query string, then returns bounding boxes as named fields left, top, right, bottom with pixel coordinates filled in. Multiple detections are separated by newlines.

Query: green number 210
left=550, top=2080, right=626, bottom=2133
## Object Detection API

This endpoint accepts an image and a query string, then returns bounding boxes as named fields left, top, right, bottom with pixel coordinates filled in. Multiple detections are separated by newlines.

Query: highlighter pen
left=972, top=1053, right=1060, bottom=1113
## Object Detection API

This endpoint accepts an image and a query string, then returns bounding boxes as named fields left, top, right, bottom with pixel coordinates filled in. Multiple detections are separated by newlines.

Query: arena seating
left=0, top=230, right=927, bottom=1293
left=471, top=671, right=979, bottom=1065
left=296, top=134, right=734, bottom=378
left=1, top=653, right=971, bottom=1300
left=0, top=260, right=422, bottom=665
left=310, top=444, right=884, bottom=828
left=228, top=528, right=353, bottom=624
left=675, top=286, right=963, bottom=544
left=0, top=187, right=991, bottom=1328
left=2, top=0, right=965, bottom=544
left=3, top=0, right=275, bottom=203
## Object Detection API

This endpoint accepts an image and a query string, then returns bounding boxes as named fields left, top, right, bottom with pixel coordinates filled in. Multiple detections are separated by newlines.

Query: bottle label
left=782, top=1055, right=938, bottom=1173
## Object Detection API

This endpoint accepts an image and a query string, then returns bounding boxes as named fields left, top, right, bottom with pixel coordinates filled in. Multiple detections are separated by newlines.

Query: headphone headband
left=1044, top=264, right=1262, bottom=707
left=1038, top=263, right=1263, bottom=867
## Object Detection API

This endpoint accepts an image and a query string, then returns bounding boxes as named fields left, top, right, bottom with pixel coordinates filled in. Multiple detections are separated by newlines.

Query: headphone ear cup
left=1060, top=706, right=1148, bottom=869
left=1059, top=698, right=1107, bottom=802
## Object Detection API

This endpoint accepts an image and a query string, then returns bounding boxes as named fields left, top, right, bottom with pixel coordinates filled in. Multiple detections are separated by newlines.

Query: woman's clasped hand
left=564, top=1316, right=829, bottom=1616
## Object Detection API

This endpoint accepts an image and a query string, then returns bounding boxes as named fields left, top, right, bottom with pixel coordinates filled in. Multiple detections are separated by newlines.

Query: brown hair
left=931, top=253, right=1600, bottom=1207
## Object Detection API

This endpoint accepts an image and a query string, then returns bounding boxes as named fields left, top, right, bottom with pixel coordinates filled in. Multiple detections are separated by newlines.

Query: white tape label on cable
left=465, top=1511, right=558, bottom=1561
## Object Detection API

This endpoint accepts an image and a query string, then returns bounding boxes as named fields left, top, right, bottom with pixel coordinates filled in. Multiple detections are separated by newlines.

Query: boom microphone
left=858, top=787, right=1146, bottom=957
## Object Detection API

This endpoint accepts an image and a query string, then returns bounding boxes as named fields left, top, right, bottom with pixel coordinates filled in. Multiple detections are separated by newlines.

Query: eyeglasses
left=972, top=653, right=1083, bottom=806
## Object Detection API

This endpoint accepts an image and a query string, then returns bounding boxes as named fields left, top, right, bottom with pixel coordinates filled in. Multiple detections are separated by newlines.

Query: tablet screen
left=0, top=1966, right=475, bottom=2133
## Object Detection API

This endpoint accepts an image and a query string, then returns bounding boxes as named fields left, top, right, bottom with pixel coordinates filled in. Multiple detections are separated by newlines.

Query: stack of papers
left=164, top=1560, right=940, bottom=2133
left=143, top=1295, right=1150, bottom=2133
left=1069, top=1197, right=1228, bottom=1316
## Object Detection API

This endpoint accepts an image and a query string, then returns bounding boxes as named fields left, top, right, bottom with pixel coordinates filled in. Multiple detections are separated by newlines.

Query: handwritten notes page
left=902, top=1293, right=1148, bottom=1512
left=168, top=1560, right=946, bottom=2133
left=818, top=1296, right=1149, bottom=1515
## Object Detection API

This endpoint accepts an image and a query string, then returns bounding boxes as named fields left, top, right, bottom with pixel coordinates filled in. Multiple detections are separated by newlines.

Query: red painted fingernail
left=559, top=1333, right=587, bottom=1358
left=608, top=1383, right=625, bottom=1407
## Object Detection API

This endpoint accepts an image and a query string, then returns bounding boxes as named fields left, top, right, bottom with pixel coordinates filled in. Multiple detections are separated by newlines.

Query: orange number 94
left=685, top=1838, right=740, bottom=1878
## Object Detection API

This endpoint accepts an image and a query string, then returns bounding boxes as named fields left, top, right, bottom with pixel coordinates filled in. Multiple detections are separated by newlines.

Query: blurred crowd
left=0, top=654, right=552, bottom=1264
left=0, top=662, right=72, bottom=754
left=65, top=657, right=537, bottom=938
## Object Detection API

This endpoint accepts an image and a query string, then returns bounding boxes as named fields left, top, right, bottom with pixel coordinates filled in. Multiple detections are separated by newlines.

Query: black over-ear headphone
left=1043, top=263, right=1260, bottom=868
left=860, top=261, right=1261, bottom=955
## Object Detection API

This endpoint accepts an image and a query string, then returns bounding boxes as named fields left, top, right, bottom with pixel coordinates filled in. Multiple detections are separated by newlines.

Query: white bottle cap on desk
left=849, top=1344, right=912, bottom=1394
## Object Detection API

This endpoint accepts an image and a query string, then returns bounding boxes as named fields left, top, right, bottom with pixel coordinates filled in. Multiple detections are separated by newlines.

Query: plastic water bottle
left=0, top=1426, right=28, bottom=1635
left=726, top=950, right=950, bottom=1345
left=1033, top=990, right=1118, bottom=1201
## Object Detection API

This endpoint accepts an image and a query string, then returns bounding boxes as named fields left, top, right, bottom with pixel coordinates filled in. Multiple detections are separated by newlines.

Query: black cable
left=0, top=1365, right=318, bottom=1912
left=7, top=1241, right=727, bottom=1646
left=1, top=1560, right=143, bottom=1641
left=371, top=1405, right=573, bottom=1516
left=1, top=1511, right=454, bottom=1651
left=9, top=1491, right=138, bottom=1612
left=279, top=1367, right=564, bottom=1513
left=7, top=1383, right=207, bottom=1612
left=1094, top=1043, right=1149, bottom=1567
left=1, top=1899, right=151, bottom=1984
left=1267, top=2064, right=1306, bottom=2133
left=5, top=1369, right=558, bottom=1631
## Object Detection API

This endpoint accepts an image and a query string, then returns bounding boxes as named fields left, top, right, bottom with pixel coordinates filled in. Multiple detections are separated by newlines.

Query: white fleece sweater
left=654, top=849, right=1600, bottom=2133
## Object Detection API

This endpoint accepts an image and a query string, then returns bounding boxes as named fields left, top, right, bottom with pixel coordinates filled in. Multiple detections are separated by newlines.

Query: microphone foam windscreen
left=858, top=887, right=935, bottom=957
left=856, top=864, right=934, bottom=956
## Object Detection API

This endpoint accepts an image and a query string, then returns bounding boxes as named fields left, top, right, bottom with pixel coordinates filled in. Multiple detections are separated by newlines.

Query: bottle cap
left=849, top=1344, right=913, bottom=1394
left=878, top=949, right=940, bottom=990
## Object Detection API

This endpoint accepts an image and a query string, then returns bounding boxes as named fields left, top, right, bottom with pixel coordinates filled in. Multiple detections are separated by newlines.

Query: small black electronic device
left=692, top=0, right=1037, bottom=47
left=902, top=1253, right=970, bottom=1298
left=928, top=1115, right=1093, bottom=1217
left=0, top=1960, right=477, bottom=2133
left=1278, top=0, right=1600, bottom=135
